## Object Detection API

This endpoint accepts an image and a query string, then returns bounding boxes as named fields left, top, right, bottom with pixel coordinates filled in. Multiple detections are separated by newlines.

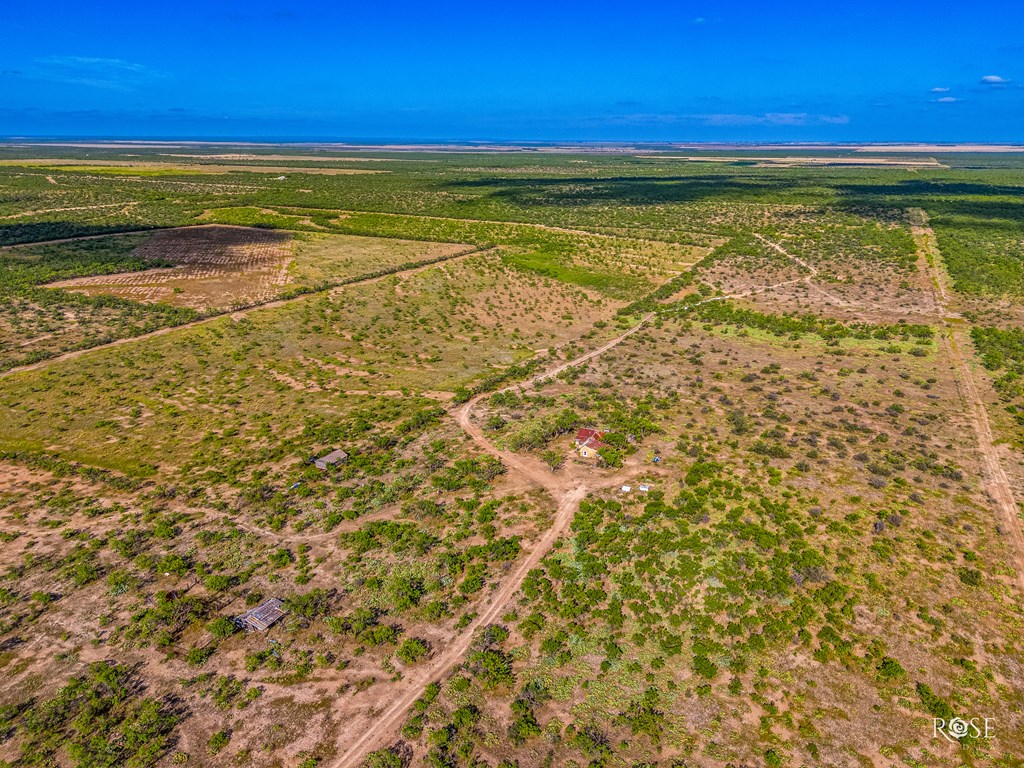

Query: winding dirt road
left=333, top=261, right=831, bottom=765
left=332, top=314, right=662, bottom=767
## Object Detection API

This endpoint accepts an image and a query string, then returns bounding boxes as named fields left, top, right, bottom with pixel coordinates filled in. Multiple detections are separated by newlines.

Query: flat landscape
left=1, top=144, right=1024, bottom=768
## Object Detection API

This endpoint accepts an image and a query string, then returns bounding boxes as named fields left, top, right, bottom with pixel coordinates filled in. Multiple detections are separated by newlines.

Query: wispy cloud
left=592, top=112, right=849, bottom=128
left=980, top=74, right=1009, bottom=85
left=21, top=56, right=164, bottom=91
left=930, top=87, right=950, bottom=93
left=697, top=112, right=849, bottom=127
left=935, top=96, right=959, bottom=103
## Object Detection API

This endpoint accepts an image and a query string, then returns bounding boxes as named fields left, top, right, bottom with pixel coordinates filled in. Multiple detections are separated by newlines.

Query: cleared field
left=46, top=226, right=469, bottom=311
left=49, top=226, right=293, bottom=310
left=0, top=233, right=199, bottom=370
left=0, top=226, right=473, bottom=369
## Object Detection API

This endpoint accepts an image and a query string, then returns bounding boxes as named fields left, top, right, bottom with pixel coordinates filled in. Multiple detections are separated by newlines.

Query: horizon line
left=3, top=137, right=1024, bottom=152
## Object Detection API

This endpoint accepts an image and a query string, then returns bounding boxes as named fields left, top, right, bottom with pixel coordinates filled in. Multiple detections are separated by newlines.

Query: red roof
left=575, top=428, right=608, bottom=451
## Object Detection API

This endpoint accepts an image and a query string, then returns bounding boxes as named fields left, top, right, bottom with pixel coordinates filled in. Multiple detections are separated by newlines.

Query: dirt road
left=912, top=209, right=1024, bottom=593
left=332, top=315, right=656, bottom=767
left=332, top=484, right=587, bottom=768
left=334, top=280, right=794, bottom=765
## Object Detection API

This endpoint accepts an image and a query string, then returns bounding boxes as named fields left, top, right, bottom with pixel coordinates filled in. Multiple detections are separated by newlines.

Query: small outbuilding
left=235, top=598, right=286, bottom=632
left=314, top=449, right=348, bottom=470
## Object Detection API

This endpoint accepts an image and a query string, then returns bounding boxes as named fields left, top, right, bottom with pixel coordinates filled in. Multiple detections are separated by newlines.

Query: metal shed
left=235, top=598, right=286, bottom=632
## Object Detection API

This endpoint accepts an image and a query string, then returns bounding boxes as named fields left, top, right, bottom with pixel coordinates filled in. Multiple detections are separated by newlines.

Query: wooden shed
left=314, top=449, right=348, bottom=470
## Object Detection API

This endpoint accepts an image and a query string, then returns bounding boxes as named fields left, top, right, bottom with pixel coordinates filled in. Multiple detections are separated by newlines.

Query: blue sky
left=1, top=0, right=1022, bottom=142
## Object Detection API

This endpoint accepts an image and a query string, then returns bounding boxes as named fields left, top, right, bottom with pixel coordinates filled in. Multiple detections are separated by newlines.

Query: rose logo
left=947, top=717, right=970, bottom=739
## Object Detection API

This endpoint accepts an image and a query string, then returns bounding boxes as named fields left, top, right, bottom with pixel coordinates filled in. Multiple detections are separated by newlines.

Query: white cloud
left=935, top=96, right=958, bottom=103
left=930, top=87, right=950, bottom=93
left=980, top=74, right=1009, bottom=84
left=38, top=56, right=149, bottom=73
left=24, top=56, right=163, bottom=91
left=692, top=16, right=706, bottom=23
left=698, top=112, right=848, bottom=127
left=587, top=112, right=850, bottom=129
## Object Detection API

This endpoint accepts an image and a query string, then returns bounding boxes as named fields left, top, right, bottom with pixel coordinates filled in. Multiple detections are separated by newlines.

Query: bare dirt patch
left=50, top=225, right=294, bottom=311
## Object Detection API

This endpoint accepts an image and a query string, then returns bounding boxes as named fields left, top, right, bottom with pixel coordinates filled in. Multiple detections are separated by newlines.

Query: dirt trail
left=332, top=316, right=654, bottom=767
left=0, top=202, right=139, bottom=220
left=912, top=208, right=1024, bottom=593
left=754, top=233, right=860, bottom=309
left=332, top=484, right=587, bottom=767
left=0, top=246, right=487, bottom=378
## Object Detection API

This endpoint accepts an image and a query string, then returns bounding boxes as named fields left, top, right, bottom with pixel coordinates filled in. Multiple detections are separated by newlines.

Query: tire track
left=911, top=209, right=1024, bottom=594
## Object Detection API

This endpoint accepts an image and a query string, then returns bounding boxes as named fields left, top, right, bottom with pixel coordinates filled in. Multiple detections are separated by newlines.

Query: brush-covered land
left=1, top=144, right=1024, bottom=768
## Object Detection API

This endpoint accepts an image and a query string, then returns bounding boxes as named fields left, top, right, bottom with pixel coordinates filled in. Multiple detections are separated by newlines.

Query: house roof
left=575, top=428, right=609, bottom=453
